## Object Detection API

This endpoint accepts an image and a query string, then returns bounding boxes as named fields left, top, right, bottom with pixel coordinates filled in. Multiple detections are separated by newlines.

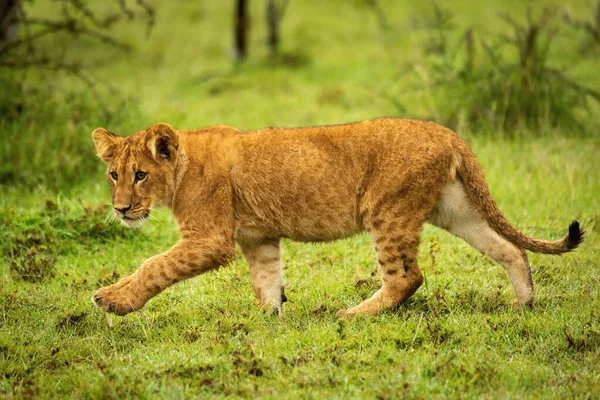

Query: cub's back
left=229, top=118, right=458, bottom=241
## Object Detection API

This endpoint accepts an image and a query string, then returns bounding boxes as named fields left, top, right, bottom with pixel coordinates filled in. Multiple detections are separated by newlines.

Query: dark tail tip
left=567, top=220, right=584, bottom=250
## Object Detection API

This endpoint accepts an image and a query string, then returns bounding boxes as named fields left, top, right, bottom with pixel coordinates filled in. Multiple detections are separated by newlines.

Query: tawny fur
left=91, top=118, right=583, bottom=317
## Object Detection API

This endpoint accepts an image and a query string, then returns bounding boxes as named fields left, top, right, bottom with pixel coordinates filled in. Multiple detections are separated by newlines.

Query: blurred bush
left=0, top=71, right=141, bottom=191
left=0, top=0, right=151, bottom=192
left=413, top=3, right=600, bottom=136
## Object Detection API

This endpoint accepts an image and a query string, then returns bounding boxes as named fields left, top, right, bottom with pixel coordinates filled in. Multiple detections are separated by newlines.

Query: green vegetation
left=414, top=3, right=600, bottom=135
left=1, top=1, right=599, bottom=398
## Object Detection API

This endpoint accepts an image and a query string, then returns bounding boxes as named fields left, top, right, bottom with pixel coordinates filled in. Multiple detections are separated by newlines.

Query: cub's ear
left=146, top=122, right=179, bottom=162
left=92, top=128, right=123, bottom=164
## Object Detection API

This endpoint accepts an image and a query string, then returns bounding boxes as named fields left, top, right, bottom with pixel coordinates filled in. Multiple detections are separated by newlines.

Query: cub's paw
left=336, top=309, right=356, bottom=318
left=92, top=277, right=146, bottom=316
left=511, top=299, right=534, bottom=312
left=258, top=286, right=287, bottom=318
left=260, top=303, right=284, bottom=318
left=336, top=308, right=368, bottom=318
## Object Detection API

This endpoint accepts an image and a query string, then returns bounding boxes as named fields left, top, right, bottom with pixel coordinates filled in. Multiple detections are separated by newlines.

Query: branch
left=2, top=16, right=132, bottom=55
left=0, top=26, right=62, bottom=53
left=136, top=0, right=155, bottom=37
left=366, top=0, right=390, bottom=33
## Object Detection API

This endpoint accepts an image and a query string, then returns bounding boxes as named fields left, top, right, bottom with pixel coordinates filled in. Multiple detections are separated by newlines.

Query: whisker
left=106, top=212, right=117, bottom=224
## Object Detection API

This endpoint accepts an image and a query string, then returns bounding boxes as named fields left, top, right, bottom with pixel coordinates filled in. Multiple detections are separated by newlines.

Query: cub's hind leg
left=238, top=237, right=287, bottom=316
left=337, top=218, right=424, bottom=317
left=429, top=181, right=534, bottom=307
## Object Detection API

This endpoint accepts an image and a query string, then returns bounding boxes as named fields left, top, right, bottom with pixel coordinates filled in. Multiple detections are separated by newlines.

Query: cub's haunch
left=91, top=118, right=583, bottom=317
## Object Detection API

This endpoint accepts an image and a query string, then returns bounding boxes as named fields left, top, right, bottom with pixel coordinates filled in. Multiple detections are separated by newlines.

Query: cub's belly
left=236, top=212, right=363, bottom=243
left=233, top=174, right=364, bottom=242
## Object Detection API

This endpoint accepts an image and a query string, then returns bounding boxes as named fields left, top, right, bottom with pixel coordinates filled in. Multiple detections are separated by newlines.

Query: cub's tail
left=453, top=139, right=584, bottom=254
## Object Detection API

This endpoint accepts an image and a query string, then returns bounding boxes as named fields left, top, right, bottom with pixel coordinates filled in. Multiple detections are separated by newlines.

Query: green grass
left=1, top=0, right=599, bottom=398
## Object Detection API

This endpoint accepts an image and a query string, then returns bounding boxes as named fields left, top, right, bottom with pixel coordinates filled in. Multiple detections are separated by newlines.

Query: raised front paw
left=92, top=277, right=147, bottom=316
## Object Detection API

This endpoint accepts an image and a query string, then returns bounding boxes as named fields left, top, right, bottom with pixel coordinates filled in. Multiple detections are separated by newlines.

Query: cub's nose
left=114, top=205, right=131, bottom=214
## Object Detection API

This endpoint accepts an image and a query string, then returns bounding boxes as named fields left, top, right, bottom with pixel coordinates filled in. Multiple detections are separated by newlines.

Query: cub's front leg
left=93, top=237, right=235, bottom=315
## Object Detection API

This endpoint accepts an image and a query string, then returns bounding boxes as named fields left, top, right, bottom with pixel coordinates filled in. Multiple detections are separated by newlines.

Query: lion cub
left=91, top=118, right=583, bottom=317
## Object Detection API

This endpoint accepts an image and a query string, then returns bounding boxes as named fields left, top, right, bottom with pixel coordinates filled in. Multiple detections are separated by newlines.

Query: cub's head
left=92, top=123, right=179, bottom=228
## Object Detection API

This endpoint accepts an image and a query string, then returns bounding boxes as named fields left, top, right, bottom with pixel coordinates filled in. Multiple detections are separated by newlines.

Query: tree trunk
left=0, top=0, right=20, bottom=48
left=266, top=0, right=279, bottom=55
left=234, top=0, right=248, bottom=61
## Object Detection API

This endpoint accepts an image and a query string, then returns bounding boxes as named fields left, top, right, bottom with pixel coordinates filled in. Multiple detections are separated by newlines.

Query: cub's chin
left=120, top=218, right=146, bottom=228
left=119, top=212, right=150, bottom=228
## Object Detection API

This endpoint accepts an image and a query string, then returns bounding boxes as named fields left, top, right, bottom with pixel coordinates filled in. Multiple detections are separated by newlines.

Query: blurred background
left=1, top=0, right=599, bottom=195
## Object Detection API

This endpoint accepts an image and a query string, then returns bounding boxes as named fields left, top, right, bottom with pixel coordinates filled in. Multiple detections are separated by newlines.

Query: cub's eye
left=110, top=171, right=118, bottom=181
left=135, top=171, right=147, bottom=182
